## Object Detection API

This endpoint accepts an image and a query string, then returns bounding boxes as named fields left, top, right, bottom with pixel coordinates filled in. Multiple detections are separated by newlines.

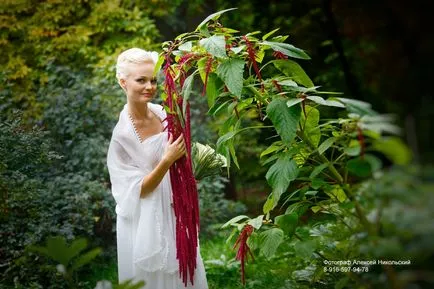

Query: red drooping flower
left=178, top=52, right=196, bottom=67
left=163, top=53, right=200, bottom=286
left=272, top=80, right=282, bottom=92
left=243, top=35, right=263, bottom=91
left=233, top=224, right=254, bottom=286
left=202, top=56, right=213, bottom=96
left=243, top=36, right=265, bottom=120
left=273, top=51, right=288, bottom=59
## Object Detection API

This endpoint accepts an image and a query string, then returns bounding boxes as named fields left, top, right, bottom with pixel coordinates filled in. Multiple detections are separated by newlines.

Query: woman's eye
left=136, top=79, right=157, bottom=84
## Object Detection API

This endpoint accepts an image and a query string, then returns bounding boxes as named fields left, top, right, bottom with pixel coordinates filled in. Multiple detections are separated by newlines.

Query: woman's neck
left=127, top=101, right=151, bottom=120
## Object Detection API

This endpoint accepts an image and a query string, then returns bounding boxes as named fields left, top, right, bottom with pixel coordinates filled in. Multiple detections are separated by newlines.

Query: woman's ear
left=119, top=79, right=127, bottom=92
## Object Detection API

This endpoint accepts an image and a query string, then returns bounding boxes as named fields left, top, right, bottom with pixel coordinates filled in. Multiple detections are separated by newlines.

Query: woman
left=107, top=48, right=208, bottom=289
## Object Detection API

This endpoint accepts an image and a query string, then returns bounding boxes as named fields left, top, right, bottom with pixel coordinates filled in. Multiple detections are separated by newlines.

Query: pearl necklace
left=128, top=112, right=143, bottom=143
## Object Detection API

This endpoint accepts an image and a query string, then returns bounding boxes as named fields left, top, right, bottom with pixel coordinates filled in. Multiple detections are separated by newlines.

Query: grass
left=81, top=232, right=296, bottom=289
left=79, top=256, right=118, bottom=288
left=201, top=233, right=297, bottom=289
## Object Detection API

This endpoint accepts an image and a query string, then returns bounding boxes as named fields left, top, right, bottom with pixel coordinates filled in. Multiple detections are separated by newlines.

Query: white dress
left=107, top=102, right=208, bottom=289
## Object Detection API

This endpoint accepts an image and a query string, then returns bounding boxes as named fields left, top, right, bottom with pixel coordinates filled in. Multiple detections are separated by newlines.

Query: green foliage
left=266, top=98, right=301, bottom=146
left=161, top=9, right=428, bottom=288
left=0, top=0, right=165, bottom=122
left=259, top=228, right=284, bottom=259
left=28, top=236, right=101, bottom=287
left=265, top=154, right=299, bottom=212
left=0, top=114, right=115, bottom=288
left=272, top=59, right=314, bottom=88
left=197, top=175, right=247, bottom=238
left=216, top=58, right=245, bottom=96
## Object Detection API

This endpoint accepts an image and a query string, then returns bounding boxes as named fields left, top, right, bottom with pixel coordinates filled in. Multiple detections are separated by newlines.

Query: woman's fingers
left=174, top=134, right=183, bottom=144
left=167, top=133, right=173, bottom=144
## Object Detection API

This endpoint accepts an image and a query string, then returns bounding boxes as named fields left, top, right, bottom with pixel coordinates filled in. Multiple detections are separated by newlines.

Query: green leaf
left=199, top=35, right=227, bottom=58
left=305, top=190, right=318, bottom=196
left=246, top=232, right=261, bottom=251
left=263, top=195, right=275, bottom=214
left=260, top=142, right=283, bottom=158
left=70, top=248, right=101, bottom=272
left=263, top=41, right=310, bottom=60
left=278, top=79, right=298, bottom=87
left=65, top=238, right=88, bottom=263
left=196, top=8, right=238, bottom=31
left=309, top=163, right=329, bottom=178
left=208, top=99, right=231, bottom=116
left=286, top=98, right=303, bottom=108
left=216, top=58, right=245, bottom=97
left=181, top=71, right=197, bottom=117
left=255, top=48, right=265, bottom=63
left=272, top=59, right=313, bottom=87
left=285, top=202, right=310, bottom=215
left=266, top=154, right=299, bottom=207
left=46, top=236, right=70, bottom=265
left=153, top=54, right=164, bottom=77
left=216, top=130, right=237, bottom=150
left=221, top=215, right=249, bottom=228
left=311, top=206, right=322, bottom=213
left=275, top=213, right=298, bottom=236
left=337, top=97, right=375, bottom=115
left=344, top=140, right=361, bottom=156
left=267, top=98, right=301, bottom=146
left=248, top=215, right=264, bottom=229
left=27, top=245, right=49, bottom=258
left=205, top=73, right=223, bottom=108
left=261, top=153, right=280, bottom=166
left=324, top=99, right=345, bottom=108
left=346, top=158, right=372, bottom=177
left=197, top=56, right=209, bottom=83
left=364, top=154, right=383, bottom=172
left=262, top=28, right=280, bottom=40
left=307, top=96, right=345, bottom=108
left=301, top=105, right=320, bottom=147
left=178, top=41, right=192, bottom=52
left=229, top=142, right=240, bottom=169
left=318, top=137, right=336, bottom=155
left=325, top=185, right=347, bottom=203
left=306, top=95, right=326, bottom=105
left=230, top=45, right=245, bottom=54
left=260, top=228, right=284, bottom=259
left=362, top=122, right=401, bottom=135
left=311, top=178, right=326, bottom=189
left=294, top=240, right=316, bottom=259
left=293, top=147, right=310, bottom=166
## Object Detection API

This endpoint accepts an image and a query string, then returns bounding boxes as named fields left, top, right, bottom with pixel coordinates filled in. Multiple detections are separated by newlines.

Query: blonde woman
left=107, top=48, right=208, bottom=289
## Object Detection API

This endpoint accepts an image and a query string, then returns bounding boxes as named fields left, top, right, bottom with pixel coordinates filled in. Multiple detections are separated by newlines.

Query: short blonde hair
left=115, top=48, right=159, bottom=82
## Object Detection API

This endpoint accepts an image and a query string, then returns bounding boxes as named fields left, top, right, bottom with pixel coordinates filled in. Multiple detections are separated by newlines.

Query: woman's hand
left=163, top=134, right=186, bottom=165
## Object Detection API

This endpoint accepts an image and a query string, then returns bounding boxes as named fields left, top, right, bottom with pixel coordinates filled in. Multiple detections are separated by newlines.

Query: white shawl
left=107, top=102, right=178, bottom=277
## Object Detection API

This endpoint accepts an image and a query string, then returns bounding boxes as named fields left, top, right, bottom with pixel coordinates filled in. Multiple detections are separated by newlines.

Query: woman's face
left=121, top=61, right=157, bottom=104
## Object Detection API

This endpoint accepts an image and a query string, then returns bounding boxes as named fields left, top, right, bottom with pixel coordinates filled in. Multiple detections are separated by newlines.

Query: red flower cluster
left=273, top=51, right=288, bottom=59
left=163, top=54, right=200, bottom=286
left=233, top=224, right=255, bottom=285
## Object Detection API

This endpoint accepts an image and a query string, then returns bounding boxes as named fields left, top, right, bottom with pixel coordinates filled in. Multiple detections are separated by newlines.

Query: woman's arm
left=140, top=134, right=186, bottom=198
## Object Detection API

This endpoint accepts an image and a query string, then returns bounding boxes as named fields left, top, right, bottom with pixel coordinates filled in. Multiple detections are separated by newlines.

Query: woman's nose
left=144, top=81, right=153, bottom=89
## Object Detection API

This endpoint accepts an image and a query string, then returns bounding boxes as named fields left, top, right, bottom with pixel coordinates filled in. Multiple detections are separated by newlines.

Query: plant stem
left=300, top=131, right=375, bottom=235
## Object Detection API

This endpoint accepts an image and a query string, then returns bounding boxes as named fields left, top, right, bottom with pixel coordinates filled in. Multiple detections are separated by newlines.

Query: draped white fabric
left=107, top=102, right=208, bottom=289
